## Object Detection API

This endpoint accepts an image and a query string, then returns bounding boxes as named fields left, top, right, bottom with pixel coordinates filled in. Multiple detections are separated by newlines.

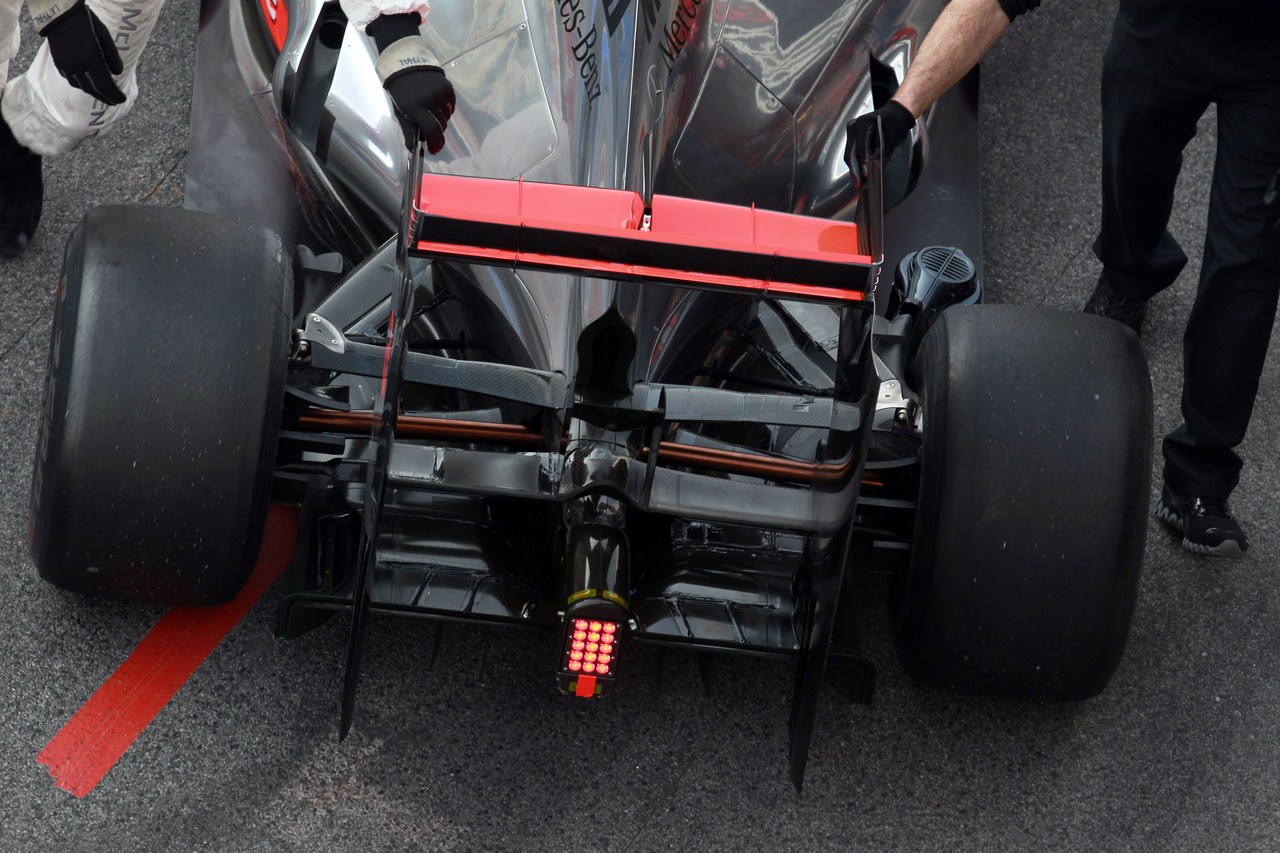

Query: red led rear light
left=562, top=618, right=621, bottom=695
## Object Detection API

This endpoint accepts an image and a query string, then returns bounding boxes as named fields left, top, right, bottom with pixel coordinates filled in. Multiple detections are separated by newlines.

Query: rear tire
left=30, top=206, right=290, bottom=605
left=896, top=305, right=1152, bottom=701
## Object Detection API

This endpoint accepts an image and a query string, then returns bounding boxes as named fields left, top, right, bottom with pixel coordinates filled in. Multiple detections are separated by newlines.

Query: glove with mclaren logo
left=843, top=100, right=915, bottom=187
left=367, top=13, right=455, bottom=154
left=28, top=0, right=127, bottom=106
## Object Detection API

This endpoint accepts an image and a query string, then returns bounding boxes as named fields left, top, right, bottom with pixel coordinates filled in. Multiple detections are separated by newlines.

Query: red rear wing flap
left=411, top=175, right=875, bottom=304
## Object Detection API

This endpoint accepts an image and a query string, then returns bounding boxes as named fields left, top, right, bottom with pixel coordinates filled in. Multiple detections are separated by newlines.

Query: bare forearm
left=892, top=0, right=1012, bottom=118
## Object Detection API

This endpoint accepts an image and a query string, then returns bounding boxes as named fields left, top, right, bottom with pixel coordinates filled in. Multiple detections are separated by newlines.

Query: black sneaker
left=1083, top=271, right=1147, bottom=336
left=0, top=112, right=44, bottom=259
left=1155, top=485, right=1250, bottom=558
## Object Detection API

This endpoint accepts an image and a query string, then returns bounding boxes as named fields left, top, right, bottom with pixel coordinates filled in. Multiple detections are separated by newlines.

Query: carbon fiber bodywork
left=186, top=0, right=985, bottom=787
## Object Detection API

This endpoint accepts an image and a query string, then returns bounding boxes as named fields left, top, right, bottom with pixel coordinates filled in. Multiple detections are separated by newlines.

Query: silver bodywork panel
left=190, top=0, right=978, bottom=257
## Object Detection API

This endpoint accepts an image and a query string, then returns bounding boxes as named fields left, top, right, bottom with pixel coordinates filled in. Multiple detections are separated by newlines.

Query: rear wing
left=410, top=174, right=877, bottom=304
left=335, top=150, right=885, bottom=791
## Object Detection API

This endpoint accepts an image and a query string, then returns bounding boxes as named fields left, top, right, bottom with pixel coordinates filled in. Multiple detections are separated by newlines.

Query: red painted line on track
left=37, top=505, right=298, bottom=798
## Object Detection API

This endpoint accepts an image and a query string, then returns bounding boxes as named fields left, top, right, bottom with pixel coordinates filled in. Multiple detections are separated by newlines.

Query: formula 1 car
left=28, top=0, right=1153, bottom=788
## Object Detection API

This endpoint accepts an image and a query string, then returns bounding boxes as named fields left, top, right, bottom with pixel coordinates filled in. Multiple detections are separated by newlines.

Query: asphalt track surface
left=3, top=0, right=1280, bottom=850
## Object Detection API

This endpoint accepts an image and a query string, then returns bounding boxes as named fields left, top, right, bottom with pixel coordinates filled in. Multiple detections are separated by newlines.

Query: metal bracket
left=304, top=312, right=346, bottom=354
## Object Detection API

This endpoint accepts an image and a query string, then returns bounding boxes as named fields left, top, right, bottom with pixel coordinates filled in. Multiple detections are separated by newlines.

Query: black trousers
left=1093, top=2, right=1280, bottom=500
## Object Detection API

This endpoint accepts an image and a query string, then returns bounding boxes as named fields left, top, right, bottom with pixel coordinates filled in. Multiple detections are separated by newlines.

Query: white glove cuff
left=375, top=35, right=440, bottom=84
left=28, top=0, right=78, bottom=32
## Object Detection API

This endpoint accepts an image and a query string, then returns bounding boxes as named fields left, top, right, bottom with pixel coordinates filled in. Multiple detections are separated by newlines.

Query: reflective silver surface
left=210, top=0, right=976, bottom=378
left=257, top=0, right=952, bottom=223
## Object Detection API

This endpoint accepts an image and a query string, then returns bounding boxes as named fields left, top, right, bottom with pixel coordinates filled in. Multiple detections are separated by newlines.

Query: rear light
left=559, top=614, right=622, bottom=697
left=560, top=525, right=629, bottom=697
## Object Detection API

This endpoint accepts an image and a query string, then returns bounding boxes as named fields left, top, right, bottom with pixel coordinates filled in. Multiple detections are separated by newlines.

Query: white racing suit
left=1, top=0, right=166, bottom=155
left=0, top=0, right=429, bottom=157
left=340, top=0, right=427, bottom=31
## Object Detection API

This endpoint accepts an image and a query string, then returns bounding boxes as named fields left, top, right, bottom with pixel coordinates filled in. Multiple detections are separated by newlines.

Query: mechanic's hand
left=843, top=100, right=915, bottom=185
left=30, top=0, right=126, bottom=106
left=368, top=13, right=454, bottom=154
left=383, top=61, right=455, bottom=154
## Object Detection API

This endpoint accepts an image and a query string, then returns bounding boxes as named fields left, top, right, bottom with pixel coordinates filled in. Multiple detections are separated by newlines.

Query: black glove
left=367, top=13, right=455, bottom=154
left=843, top=100, right=915, bottom=183
left=32, top=0, right=126, bottom=106
left=384, top=65, right=454, bottom=153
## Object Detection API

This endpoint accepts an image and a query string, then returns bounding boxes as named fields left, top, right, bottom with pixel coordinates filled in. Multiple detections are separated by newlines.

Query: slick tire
left=896, top=305, right=1153, bottom=701
left=30, top=206, right=290, bottom=606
